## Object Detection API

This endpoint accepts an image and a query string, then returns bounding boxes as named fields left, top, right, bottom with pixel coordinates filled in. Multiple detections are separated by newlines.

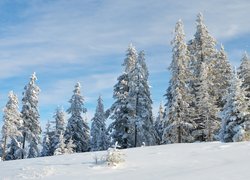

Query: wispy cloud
left=0, top=0, right=250, bottom=126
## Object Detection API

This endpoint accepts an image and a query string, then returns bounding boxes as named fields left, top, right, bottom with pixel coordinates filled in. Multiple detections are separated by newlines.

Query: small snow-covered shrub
left=106, top=142, right=124, bottom=166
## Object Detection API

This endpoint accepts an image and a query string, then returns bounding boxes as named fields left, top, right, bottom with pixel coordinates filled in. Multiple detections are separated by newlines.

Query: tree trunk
left=177, top=126, right=181, bottom=143
left=1, top=136, right=7, bottom=161
left=134, top=123, right=137, bottom=147
left=134, top=76, right=140, bottom=147
left=21, top=132, right=26, bottom=159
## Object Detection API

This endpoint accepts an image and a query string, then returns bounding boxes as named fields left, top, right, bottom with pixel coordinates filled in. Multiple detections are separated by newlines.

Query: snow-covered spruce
left=21, top=72, right=41, bottom=158
left=163, top=20, right=195, bottom=144
left=128, top=50, right=157, bottom=147
left=91, top=96, right=109, bottom=151
left=1, top=91, right=23, bottom=161
left=41, top=120, right=54, bottom=157
left=54, top=133, right=75, bottom=155
left=49, top=107, right=66, bottom=155
left=188, top=13, right=220, bottom=141
left=220, top=70, right=250, bottom=142
left=54, top=107, right=66, bottom=136
left=238, top=52, right=250, bottom=105
left=65, top=82, right=90, bottom=152
left=154, top=103, right=165, bottom=143
left=108, top=44, right=137, bottom=148
left=109, top=44, right=157, bottom=148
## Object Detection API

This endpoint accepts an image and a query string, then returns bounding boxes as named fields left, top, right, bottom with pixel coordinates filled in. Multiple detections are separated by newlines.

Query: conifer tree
left=128, top=50, right=157, bottom=146
left=54, top=133, right=67, bottom=155
left=21, top=72, right=41, bottom=158
left=41, top=120, right=53, bottom=157
left=188, top=13, right=219, bottom=141
left=1, top=91, right=23, bottom=161
left=65, top=82, right=90, bottom=152
left=220, top=70, right=250, bottom=142
left=163, top=20, right=195, bottom=143
left=41, top=134, right=51, bottom=157
left=54, top=107, right=65, bottom=135
left=108, top=44, right=137, bottom=148
left=50, top=107, right=66, bottom=154
left=238, top=52, right=250, bottom=103
left=91, top=96, right=109, bottom=151
left=154, top=103, right=165, bottom=144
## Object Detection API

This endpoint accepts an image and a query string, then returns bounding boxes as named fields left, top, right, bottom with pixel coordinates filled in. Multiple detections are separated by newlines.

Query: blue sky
left=0, top=0, right=250, bottom=129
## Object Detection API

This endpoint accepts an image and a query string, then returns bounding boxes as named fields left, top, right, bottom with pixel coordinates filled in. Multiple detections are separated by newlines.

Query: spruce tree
left=163, top=20, right=195, bottom=144
left=50, top=107, right=66, bottom=154
left=41, top=134, right=51, bottom=157
left=54, top=133, right=67, bottom=155
left=154, top=103, right=165, bottom=144
left=128, top=50, right=157, bottom=146
left=53, top=107, right=65, bottom=135
left=21, top=72, right=41, bottom=158
left=91, top=96, right=109, bottom=151
left=41, top=120, right=53, bottom=157
left=238, top=52, right=250, bottom=104
left=65, top=82, right=90, bottom=152
left=1, top=91, right=23, bottom=161
left=108, top=44, right=137, bottom=148
left=188, top=13, right=219, bottom=141
left=220, top=70, right=250, bottom=142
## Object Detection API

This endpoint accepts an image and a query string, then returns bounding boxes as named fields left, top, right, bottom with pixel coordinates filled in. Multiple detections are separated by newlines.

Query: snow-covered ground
left=1, top=142, right=250, bottom=180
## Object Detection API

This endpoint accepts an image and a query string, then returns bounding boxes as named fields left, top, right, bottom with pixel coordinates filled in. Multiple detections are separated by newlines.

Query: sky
left=0, top=0, right=250, bottom=130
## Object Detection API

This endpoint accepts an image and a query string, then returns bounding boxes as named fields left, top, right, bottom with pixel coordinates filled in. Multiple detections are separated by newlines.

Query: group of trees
left=156, top=13, right=250, bottom=144
left=1, top=13, right=250, bottom=162
left=1, top=73, right=41, bottom=160
left=0, top=75, right=93, bottom=160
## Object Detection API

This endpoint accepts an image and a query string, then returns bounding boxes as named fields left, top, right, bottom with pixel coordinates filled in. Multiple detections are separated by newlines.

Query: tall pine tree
left=65, top=82, right=90, bottom=152
left=91, top=96, right=108, bottom=151
left=108, top=44, right=137, bottom=148
left=154, top=103, right=165, bottom=144
left=188, top=13, right=219, bottom=141
left=21, top=72, right=41, bottom=158
left=128, top=50, right=157, bottom=146
left=1, top=91, right=23, bottom=161
left=50, top=107, right=66, bottom=154
left=163, top=20, right=195, bottom=144
left=238, top=52, right=250, bottom=106
left=41, top=120, right=53, bottom=157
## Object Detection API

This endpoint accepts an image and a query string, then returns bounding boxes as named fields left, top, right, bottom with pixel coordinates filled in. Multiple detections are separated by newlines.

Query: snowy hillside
left=1, top=142, right=250, bottom=180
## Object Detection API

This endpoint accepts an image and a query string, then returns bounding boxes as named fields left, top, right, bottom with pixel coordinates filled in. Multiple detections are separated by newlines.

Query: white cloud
left=0, top=0, right=250, bottom=123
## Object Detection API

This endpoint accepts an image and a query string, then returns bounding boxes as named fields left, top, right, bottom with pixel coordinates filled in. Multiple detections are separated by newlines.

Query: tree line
left=1, top=13, right=250, bottom=161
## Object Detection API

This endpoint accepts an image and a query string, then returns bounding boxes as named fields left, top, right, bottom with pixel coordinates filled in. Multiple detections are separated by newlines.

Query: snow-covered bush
left=106, top=142, right=125, bottom=166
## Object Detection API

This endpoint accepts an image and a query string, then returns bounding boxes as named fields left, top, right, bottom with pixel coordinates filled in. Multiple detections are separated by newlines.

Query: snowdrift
left=1, top=142, right=250, bottom=180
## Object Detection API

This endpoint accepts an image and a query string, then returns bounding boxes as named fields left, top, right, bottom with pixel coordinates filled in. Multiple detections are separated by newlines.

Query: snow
left=1, top=142, right=250, bottom=180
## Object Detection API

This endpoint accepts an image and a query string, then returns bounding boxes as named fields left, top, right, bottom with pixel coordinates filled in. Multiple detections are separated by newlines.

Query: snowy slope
left=1, top=142, right=250, bottom=180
